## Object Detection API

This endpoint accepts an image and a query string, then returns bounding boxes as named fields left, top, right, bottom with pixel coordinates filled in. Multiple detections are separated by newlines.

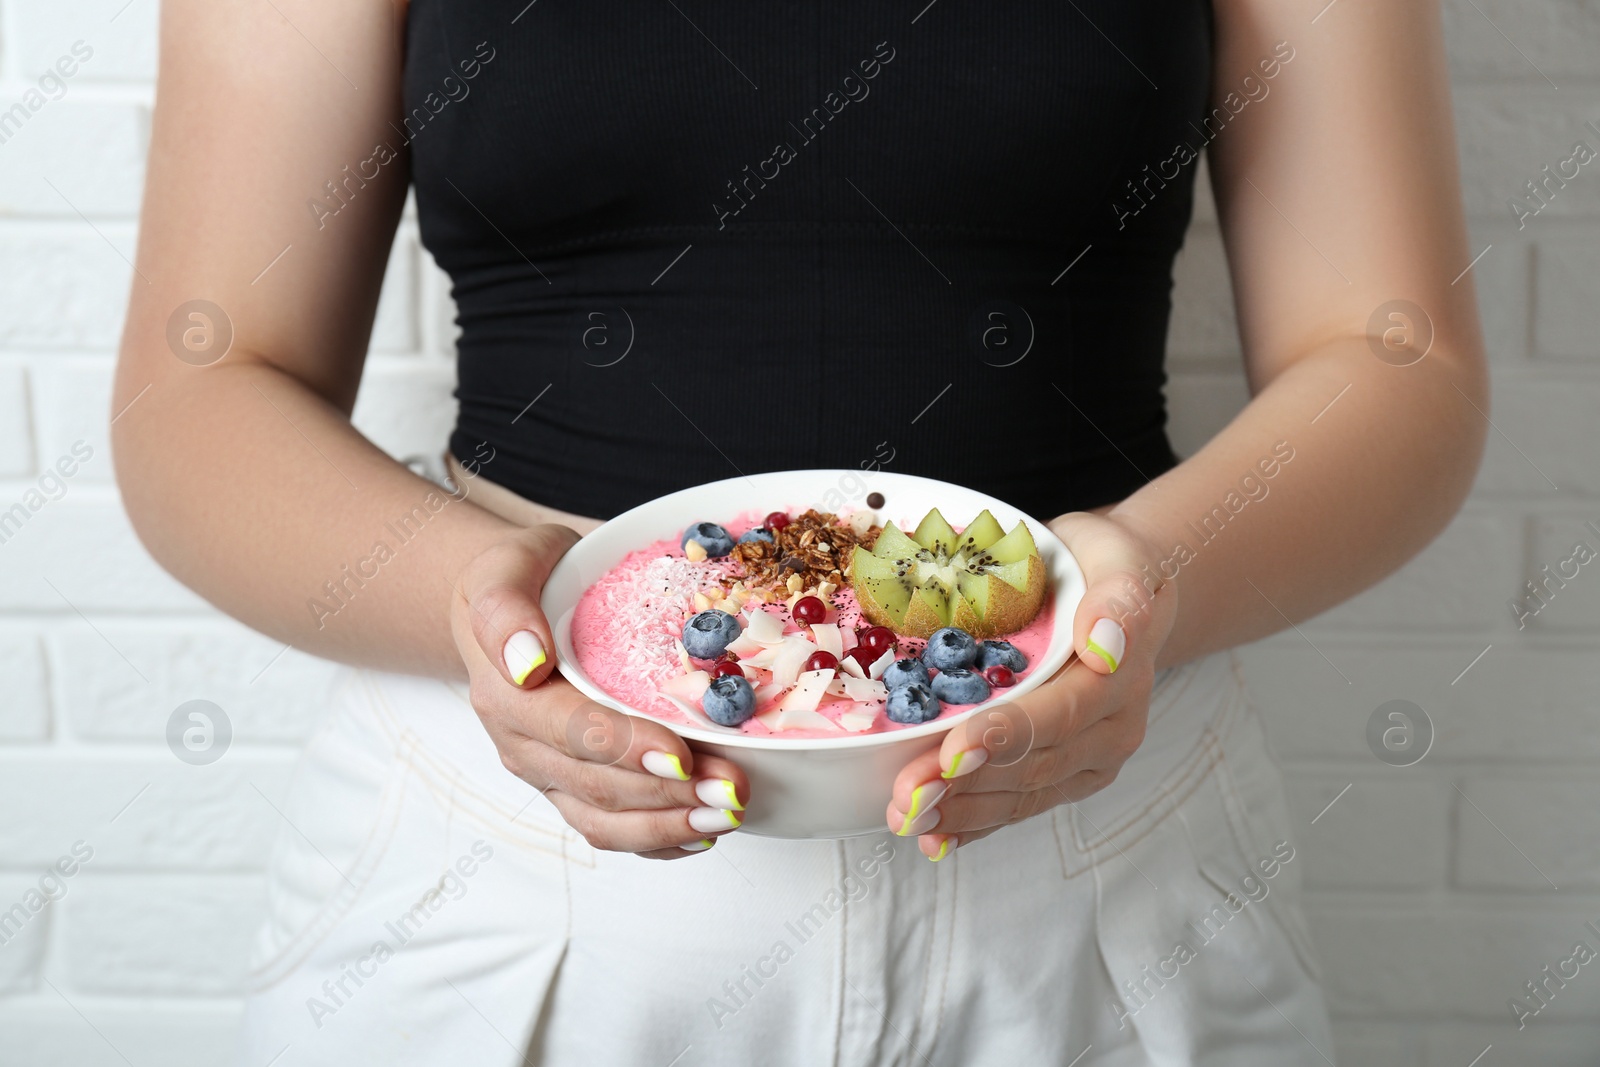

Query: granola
left=726, top=509, right=879, bottom=595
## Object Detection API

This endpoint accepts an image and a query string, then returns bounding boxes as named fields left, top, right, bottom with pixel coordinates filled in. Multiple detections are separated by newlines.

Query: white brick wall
left=0, top=1, right=1595, bottom=1063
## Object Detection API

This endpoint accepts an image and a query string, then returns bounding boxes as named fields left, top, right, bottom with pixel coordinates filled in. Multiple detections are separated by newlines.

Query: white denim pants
left=236, top=651, right=1334, bottom=1066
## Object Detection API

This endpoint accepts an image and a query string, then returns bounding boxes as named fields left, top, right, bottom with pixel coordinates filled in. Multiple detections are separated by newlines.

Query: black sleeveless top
left=403, top=1, right=1212, bottom=520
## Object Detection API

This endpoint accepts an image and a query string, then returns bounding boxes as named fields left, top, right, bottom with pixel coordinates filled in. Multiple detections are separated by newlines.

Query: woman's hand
left=884, top=512, right=1177, bottom=860
left=451, top=526, right=750, bottom=858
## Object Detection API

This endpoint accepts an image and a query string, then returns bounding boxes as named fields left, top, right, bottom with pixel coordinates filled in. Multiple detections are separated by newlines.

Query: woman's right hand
left=450, top=525, right=749, bottom=858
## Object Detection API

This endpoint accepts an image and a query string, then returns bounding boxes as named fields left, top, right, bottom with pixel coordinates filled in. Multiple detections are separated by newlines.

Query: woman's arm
left=114, top=0, right=747, bottom=856
left=113, top=0, right=515, bottom=679
left=888, top=0, right=1488, bottom=850
left=1114, top=0, right=1489, bottom=667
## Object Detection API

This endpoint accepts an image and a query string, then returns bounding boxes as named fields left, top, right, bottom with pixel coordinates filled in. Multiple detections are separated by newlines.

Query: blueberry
left=930, top=668, right=991, bottom=706
left=737, top=528, right=773, bottom=545
left=702, top=674, right=756, bottom=726
left=886, top=682, right=942, bottom=725
left=976, top=640, right=1027, bottom=673
left=682, top=610, right=741, bottom=659
left=881, top=657, right=931, bottom=691
left=921, top=627, right=978, bottom=671
left=681, top=522, right=735, bottom=558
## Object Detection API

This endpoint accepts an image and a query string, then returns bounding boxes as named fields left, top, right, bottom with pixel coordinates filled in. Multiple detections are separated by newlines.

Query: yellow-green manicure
left=1085, top=618, right=1126, bottom=673
left=504, top=631, right=547, bottom=685
left=1084, top=638, right=1118, bottom=673
left=928, top=839, right=950, bottom=862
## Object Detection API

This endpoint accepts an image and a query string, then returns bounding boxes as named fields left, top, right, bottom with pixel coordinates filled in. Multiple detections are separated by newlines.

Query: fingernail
left=1085, top=618, right=1126, bottom=673
left=690, top=807, right=742, bottom=834
left=927, top=838, right=951, bottom=862
left=681, top=838, right=715, bottom=852
left=695, top=778, right=745, bottom=811
left=503, top=630, right=547, bottom=685
left=897, top=804, right=941, bottom=837
left=643, top=751, right=691, bottom=781
left=902, top=780, right=948, bottom=826
left=942, top=747, right=988, bottom=780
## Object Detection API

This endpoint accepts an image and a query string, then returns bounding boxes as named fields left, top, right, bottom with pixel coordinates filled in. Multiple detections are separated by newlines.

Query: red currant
left=803, top=650, right=839, bottom=674
left=792, top=596, right=826, bottom=625
left=858, top=626, right=897, bottom=657
left=764, top=511, right=791, bottom=531
left=712, top=661, right=744, bottom=679
left=983, top=665, right=1016, bottom=688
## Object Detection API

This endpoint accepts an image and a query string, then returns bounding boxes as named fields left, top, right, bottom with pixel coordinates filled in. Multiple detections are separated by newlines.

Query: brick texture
left=0, top=0, right=1595, bottom=1059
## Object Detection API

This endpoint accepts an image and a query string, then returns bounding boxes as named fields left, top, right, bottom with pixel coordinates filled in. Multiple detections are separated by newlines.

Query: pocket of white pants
left=247, top=669, right=411, bottom=988
left=1204, top=710, right=1324, bottom=987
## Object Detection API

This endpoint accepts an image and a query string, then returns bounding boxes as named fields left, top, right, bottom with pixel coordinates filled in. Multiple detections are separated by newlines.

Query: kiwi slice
left=850, top=508, right=1046, bottom=639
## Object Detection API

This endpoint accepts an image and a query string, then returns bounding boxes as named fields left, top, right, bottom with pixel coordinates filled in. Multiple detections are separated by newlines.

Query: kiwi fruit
left=850, top=507, right=1046, bottom=639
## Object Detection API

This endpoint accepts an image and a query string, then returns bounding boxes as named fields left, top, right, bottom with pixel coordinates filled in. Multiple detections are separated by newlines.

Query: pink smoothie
left=570, top=518, right=1055, bottom=738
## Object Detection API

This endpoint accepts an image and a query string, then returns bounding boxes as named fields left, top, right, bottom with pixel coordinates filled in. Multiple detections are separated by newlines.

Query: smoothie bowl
left=541, top=470, right=1085, bottom=838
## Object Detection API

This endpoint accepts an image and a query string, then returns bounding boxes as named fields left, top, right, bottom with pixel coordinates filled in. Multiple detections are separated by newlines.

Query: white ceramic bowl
left=542, top=470, right=1085, bottom=838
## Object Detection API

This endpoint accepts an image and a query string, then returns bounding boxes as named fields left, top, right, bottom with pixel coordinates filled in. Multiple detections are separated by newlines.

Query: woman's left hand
left=884, top=511, right=1179, bottom=860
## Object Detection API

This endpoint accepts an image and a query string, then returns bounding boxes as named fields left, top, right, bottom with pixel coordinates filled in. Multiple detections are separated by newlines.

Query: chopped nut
left=847, top=511, right=877, bottom=537
left=786, top=573, right=803, bottom=593
left=693, top=592, right=712, bottom=611
left=723, top=509, right=880, bottom=598
left=818, top=580, right=837, bottom=600
left=684, top=540, right=708, bottom=563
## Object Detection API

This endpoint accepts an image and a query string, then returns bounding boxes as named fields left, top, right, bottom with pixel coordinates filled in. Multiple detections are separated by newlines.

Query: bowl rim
left=542, top=469, right=1086, bottom=751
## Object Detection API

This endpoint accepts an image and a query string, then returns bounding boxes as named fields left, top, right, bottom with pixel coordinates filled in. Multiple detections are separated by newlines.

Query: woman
left=113, top=0, right=1485, bottom=1063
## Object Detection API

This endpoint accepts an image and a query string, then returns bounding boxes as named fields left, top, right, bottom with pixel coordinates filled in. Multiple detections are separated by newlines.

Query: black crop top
left=402, top=0, right=1213, bottom=520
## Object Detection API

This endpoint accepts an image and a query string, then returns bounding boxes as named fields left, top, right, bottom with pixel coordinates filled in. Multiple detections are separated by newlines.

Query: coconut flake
left=810, top=623, right=843, bottom=658
left=660, top=670, right=711, bottom=701
left=744, top=609, right=786, bottom=645
left=867, top=648, right=896, bottom=681
left=725, top=632, right=765, bottom=658
left=663, top=694, right=740, bottom=733
left=770, top=636, right=818, bottom=689
left=778, top=668, right=834, bottom=712
left=840, top=654, right=868, bottom=679
left=841, top=676, right=887, bottom=702
left=838, top=708, right=878, bottom=732
left=772, top=707, right=841, bottom=732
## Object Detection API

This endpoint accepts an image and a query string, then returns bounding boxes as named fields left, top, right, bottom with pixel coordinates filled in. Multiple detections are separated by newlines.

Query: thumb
left=1052, top=513, right=1166, bottom=677
left=456, top=524, right=582, bottom=689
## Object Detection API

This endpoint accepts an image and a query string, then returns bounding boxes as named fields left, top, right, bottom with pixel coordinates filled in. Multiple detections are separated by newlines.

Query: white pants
left=236, top=651, right=1334, bottom=1066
